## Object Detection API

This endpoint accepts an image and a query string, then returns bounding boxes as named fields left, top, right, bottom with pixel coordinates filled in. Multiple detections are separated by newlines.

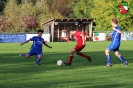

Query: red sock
left=78, top=52, right=88, bottom=58
left=68, top=56, right=73, bottom=64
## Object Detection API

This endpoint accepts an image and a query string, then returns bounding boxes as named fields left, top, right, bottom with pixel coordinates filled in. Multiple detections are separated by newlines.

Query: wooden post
left=58, top=25, right=59, bottom=41
left=51, top=21, right=55, bottom=42
left=89, top=21, right=93, bottom=38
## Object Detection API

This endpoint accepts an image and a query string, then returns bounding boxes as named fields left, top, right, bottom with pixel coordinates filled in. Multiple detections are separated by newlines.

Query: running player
left=64, top=30, right=91, bottom=66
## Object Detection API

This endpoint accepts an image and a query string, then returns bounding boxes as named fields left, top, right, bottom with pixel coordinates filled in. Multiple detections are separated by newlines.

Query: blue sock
left=106, top=55, right=112, bottom=65
left=119, top=55, right=126, bottom=64
left=22, top=54, right=26, bottom=57
left=36, top=58, right=41, bottom=64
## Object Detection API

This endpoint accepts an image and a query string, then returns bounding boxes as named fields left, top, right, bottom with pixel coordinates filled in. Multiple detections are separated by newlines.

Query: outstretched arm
left=44, top=43, right=52, bottom=48
left=20, top=40, right=30, bottom=46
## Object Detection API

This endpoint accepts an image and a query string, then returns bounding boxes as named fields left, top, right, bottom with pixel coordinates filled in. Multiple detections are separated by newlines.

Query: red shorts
left=74, top=44, right=85, bottom=51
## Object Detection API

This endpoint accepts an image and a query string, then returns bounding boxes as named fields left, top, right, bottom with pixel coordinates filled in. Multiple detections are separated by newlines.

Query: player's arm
left=20, top=40, right=30, bottom=46
left=114, top=27, right=122, bottom=34
left=20, top=36, right=35, bottom=46
left=80, top=34, right=85, bottom=45
left=44, top=43, right=52, bottom=48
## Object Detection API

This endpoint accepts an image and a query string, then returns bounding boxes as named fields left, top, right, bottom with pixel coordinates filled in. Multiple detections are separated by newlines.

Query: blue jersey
left=30, top=36, right=45, bottom=51
left=111, top=26, right=121, bottom=45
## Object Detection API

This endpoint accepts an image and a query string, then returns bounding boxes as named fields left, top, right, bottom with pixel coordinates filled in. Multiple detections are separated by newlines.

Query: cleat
left=105, top=63, right=112, bottom=67
left=19, top=54, right=22, bottom=57
left=124, top=61, right=128, bottom=67
left=87, top=56, right=91, bottom=63
left=63, top=62, right=71, bottom=66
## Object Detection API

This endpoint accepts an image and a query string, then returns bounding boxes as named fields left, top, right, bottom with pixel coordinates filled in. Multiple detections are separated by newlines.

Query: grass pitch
left=0, top=41, right=133, bottom=88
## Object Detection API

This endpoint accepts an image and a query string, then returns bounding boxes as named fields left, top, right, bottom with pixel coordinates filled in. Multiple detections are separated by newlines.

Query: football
left=57, top=60, right=63, bottom=66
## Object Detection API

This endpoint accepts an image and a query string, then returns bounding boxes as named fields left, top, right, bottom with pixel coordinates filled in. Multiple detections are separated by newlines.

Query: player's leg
left=19, top=53, right=29, bottom=58
left=75, top=45, right=91, bottom=63
left=24, top=54, right=30, bottom=58
left=20, top=54, right=30, bottom=58
left=35, top=51, right=43, bottom=65
left=35, top=50, right=43, bottom=65
left=19, top=49, right=34, bottom=58
left=113, top=44, right=128, bottom=66
left=76, top=51, right=91, bottom=63
left=64, top=48, right=76, bottom=65
left=114, top=50, right=128, bottom=66
left=35, top=55, right=42, bottom=65
left=105, top=44, right=112, bottom=66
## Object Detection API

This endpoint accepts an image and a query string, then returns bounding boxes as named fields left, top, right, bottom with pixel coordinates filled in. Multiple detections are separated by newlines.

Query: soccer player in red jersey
left=64, top=30, right=91, bottom=66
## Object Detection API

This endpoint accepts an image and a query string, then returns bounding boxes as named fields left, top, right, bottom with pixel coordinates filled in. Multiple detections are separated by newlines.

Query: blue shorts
left=28, top=49, right=42, bottom=56
left=107, top=43, right=120, bottom=52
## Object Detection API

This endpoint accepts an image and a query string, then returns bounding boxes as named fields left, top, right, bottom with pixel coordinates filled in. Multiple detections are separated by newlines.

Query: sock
left=68, top=56, right=73, bottom=64
left=78, top=52, right=88, bottom=58
left=22, top=54, right=26, bottom=57
left=119, top=55, right=126, bottom=64
left=106, top=55, right=112, bottom=65
left=36, top=58, right=41, bottom=64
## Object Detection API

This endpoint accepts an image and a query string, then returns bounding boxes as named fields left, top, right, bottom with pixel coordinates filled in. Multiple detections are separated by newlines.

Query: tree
left=46, top=0, right=73, bottom=17
left=1, top=0, right=63, bottom=33
left=69, top=0, right=93, bottom=18
left=35, top=0, right=63, bottom=28
left=90, top=0, right=133, bottom=31
left=0, top=0, right=7, bottom=13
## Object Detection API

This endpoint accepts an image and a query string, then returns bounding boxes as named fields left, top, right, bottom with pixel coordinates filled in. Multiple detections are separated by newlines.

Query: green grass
left=0, top=41, right=133, bottom=88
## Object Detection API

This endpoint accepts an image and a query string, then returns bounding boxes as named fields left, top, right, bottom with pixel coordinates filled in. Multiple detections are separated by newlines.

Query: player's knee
left=115, top=52, right=120, bottom=57
left=38, top=57, right=42, bottom=59
left=115, top=54, right=119, bottom=57
left=69, top=51, right=73, bottom=54
left=70, top=49, right=76, bottom=55
left=105, top=49, right=110, bottom=55
left=25, top=54, right=30, bottom=58
left=70, top=52, right=74, bottom=56
left=105, top=49, right=108, bottom=54
left=38, top=55, right=42, bottom=59
left=70, top=51, right=73, bottom=54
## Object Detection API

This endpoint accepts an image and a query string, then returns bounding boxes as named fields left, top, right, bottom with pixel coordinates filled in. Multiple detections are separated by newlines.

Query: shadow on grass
left=0, top=50, right=132, bottom=72
left=0, top=50, right=132, bottom=88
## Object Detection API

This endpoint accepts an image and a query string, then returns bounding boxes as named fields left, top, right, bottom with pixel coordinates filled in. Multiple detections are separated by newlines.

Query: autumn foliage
left=0, top=0, right=132, bottom=33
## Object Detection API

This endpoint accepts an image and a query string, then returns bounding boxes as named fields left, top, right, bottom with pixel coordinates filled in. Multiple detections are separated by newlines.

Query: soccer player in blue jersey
left=19, top=29, right=52, bottom=65
left=105, top=18, right=128, bottom=67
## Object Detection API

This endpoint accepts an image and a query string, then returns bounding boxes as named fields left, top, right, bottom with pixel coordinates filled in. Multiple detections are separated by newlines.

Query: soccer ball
left=57, top=60, right=63, bottom=66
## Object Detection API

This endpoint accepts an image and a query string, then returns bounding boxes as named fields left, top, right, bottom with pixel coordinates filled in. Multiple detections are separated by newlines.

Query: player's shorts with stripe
left=107, top=43, right=120, bottom=52
left=74, top=44, right=85, bottom=51
left=28, top=48, right=42, bottom=56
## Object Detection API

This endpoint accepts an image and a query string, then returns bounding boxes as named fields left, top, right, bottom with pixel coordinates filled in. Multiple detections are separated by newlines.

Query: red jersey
left=74, top=31, right=83, bottom=45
